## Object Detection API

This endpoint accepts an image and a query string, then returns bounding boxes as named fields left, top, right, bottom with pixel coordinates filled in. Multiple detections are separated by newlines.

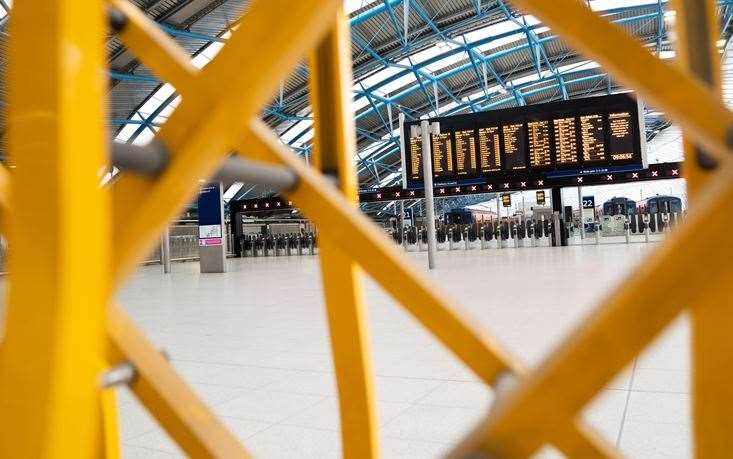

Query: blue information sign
left=198, top=182, right=223, bottom=246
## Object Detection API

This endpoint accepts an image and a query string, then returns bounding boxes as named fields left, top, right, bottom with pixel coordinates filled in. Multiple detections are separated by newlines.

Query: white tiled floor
left=117, top=242, right=691, bottom=458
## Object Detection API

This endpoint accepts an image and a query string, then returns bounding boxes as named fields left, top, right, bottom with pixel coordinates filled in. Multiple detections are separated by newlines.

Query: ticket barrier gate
left=396, top=218, right=558, bottom=252
left=240, top=232, right=318, bottom=257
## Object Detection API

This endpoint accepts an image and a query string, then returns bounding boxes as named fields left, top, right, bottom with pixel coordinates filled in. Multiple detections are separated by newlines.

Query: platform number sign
left=501, top=193, right=512, bottom=207
left=403, top=208, right=413, bottom=226
left=536, top=190, right=546, bottom=205
left=582, top=196, right=596, bottom=225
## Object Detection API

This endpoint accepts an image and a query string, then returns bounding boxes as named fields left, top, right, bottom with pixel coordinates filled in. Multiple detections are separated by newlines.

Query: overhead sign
left=402, top=93, right=646, bottom=188
left=501, top=194, right=512, bottom=208
left=536, top=190, right=546, bottom=206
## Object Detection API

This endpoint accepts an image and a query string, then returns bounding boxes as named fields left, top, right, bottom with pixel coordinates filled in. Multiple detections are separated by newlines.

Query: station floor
left=118, top=241, right=690, bottom=458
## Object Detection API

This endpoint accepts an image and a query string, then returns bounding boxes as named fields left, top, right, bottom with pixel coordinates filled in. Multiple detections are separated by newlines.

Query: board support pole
left=421, top=120, right=437, bottom=269
left=578, top=186, right=585, bottom=240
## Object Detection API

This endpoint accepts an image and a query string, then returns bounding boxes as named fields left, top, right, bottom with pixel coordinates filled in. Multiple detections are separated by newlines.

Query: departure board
left=402, top=93, right=645, bottom=187
left=608, top=111, right=634, bottom=161
left=478, top=126, right=501, bottom=172
left=579, top=114, right=606, bottom=162
left=408, top=136, right=423, bottom=182
left=553, top=117, right=578, bottom=164
left=528, top=120, right=551, bottom=167
left=454, top=129, right=478, bottom=176
left=502, top=123, right=527, bottom=170
left=431, top=132, right=454, bottom=177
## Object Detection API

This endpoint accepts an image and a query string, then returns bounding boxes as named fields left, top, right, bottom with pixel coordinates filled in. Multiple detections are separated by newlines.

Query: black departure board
left=528, top=120, right=551, bottom=167
left=503, top=123, right=527, bottom=170
left=431, top=132, right=454, bottom=177
left=608, top=111, right=634, bottom=161
left=553, top=117, right=578, bottom=164
left=408, top=136, right=423, bottom=182
left=478, top=126, right=501, bottom=172
left=579, top=114, right=606, bottom=162
left=402, top=93, right=645, bottom=187
left=454, top=129, right=478, bottom=176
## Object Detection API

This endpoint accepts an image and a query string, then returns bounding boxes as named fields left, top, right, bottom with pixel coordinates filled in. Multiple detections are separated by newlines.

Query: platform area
left=118, top=243, right=690, bottom=459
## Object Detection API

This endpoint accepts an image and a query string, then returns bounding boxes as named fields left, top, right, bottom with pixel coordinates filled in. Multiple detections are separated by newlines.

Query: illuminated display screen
left=536, top=190, right=546, bottom=205
left=408, top=136, right=423, bottom=182
left=431, top=133, right=453, bottom=178
left=501, top=194, right=512, bottom=207
left=528, top=120, right=551, bottom=168
left=454, top=129, right=478, bottom=176
left=402, top=94, right=644, bottom=187
left=478, top=126, right=501, bottom=172
left=553, top=117, right=578, bottom=165
left=502, top=123, right=527, bottom=170
left=608, top=111, right=634, bottom=161
left=579, top=114, right=606, bottom=162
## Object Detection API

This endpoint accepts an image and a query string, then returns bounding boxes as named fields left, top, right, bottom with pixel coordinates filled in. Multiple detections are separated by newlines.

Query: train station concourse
left=0, top=0, right=731, bottom=458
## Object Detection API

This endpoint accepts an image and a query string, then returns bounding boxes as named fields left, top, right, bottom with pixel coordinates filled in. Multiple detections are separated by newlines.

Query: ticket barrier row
left=628, top=212, right=681, bottom=234
left=392, top=217, right=558, bottom=251
left=588, top=211, right=684, bottom=245
left=239, top=232, right=318, bottom=257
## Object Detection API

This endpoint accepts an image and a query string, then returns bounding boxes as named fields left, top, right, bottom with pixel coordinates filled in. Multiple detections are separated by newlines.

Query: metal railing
left=143, top=224, right=234, bottom=265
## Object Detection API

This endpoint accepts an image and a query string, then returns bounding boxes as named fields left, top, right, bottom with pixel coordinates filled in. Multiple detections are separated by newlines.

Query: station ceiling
left=0, top=0, right=732, bottom=206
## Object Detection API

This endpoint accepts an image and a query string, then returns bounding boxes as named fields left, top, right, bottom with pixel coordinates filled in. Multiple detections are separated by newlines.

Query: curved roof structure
left=6, top=0, right=733, bottom=203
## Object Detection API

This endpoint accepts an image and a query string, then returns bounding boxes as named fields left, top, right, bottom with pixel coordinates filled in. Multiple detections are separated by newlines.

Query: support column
left=0, top=1, right=110, bottom=456
left=578, top=186, right=585, bottom=240
left=161, top=227, right=172, bottom=273
left=551, top=187, right=567, bottom=246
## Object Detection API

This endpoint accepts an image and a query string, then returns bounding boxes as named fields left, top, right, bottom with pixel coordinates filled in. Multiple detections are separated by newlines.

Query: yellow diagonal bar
left=109, top=0, right=199, bottom=93
left=239, top=120, right=619, bottom=457
left=107, top=306, right=251, bottom=457
left=110, top=0, right=340, bottom=289
left=508, top=0, right=733, bottom=162
left=0, top=0, right=111, bottom=456
left=447, top=160, right=733, bottom=457
left=673, top=1, right=733, bottom=456
left=309, top=8, right=379, bottom=458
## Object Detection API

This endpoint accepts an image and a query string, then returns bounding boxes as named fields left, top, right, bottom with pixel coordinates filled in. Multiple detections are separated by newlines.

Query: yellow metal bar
left=309, top=9, right=379, bottom=458
left=447, top=161, right=733, bottom=457
left=239, top=120, right=618, bottom=457
left=673, top=1, right=733, bottom=456
left=0, top=164, right=10, bottom=213
left=109, top=0, right=199, bottom=94
left=110, top=0, right=341, bottom=290
left=107, top=306, right=251, bottom=458
left=507, top=0, right=733, bottom=162
left=100, top=388, right=121, bottom=459
left=0, top=0, right=110, bottom=456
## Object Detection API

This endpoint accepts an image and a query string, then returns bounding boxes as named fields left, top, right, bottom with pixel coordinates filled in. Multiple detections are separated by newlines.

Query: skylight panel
left=423, top=52, right=466, bottom=73
left=344, top=0, right=378, bottom=15
left=223, top=182, right=244, bottom=201
left=373, top=73, right=417, bottom=96
left=590, top=0, right=656, bottom=12
left=115, top=112, right=145, bottom=143
left=358, top=66, right=402, bottom=89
